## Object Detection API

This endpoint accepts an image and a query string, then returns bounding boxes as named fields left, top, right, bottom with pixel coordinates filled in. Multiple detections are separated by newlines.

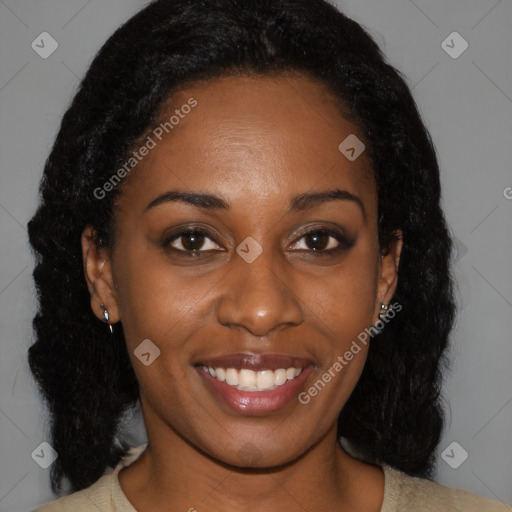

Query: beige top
left=33, top=443, right=510, bottom=512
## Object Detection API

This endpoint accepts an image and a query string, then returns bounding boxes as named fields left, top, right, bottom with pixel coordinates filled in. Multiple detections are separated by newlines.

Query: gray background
left=0, top=0, right=511, bottom=510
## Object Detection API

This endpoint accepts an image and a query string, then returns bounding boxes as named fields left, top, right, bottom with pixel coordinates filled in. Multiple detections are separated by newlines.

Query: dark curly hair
left=27, top=0, right=455, bottom=495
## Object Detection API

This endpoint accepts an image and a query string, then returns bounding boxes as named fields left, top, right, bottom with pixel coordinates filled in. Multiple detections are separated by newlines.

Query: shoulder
left=32, top=474, right=116, bottom=512
left=32, top=443, right=148, bottom=512
left=382, top=464, right=511, bottom=512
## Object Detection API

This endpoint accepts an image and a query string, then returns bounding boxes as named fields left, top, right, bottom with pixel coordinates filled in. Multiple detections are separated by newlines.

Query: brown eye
left=164, top=229, right=221, bottom=253
left=303, top=230, right=332, bottom=251
left=291, top=228, right=352, bottom=254
left=179, top=231, right=205, bottom=251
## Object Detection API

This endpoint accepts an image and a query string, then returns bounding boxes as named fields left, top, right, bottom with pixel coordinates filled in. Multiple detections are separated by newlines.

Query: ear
left=373, top=231, right=403, bottom=324
left=81, top=226, right=120, bottom=324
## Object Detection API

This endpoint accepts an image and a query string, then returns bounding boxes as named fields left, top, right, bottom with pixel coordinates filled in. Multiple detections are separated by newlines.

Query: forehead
left=119, top=72, right=375, bottom=217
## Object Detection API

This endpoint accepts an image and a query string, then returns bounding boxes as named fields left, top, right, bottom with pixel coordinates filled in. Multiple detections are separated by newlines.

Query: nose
left=215, top=248, right=304, bottom=337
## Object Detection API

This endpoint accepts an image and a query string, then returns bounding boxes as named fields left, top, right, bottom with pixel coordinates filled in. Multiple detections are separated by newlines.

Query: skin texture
left=81, top=72, right=402, bottom=512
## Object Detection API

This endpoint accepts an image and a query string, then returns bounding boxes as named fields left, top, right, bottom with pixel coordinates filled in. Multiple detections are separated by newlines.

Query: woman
left=28, top=0, right=509, bottom=510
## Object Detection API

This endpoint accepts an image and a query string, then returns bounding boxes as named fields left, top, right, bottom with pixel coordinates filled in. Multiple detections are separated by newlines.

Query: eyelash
left=162, top=227, right=354, bottom=257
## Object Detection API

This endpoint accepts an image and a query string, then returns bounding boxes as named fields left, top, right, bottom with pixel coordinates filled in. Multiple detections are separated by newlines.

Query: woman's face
left=83, top=72, right=401, bottom=468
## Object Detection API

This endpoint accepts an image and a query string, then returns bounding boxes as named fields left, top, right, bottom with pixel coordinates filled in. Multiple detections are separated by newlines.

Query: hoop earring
left=100, top=303, right=113, bottom=334
left=378, top=302, right=391, bottom=321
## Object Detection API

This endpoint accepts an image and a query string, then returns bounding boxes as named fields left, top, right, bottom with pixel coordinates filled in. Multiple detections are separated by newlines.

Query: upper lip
left=195, top=353, right=314, bottom=371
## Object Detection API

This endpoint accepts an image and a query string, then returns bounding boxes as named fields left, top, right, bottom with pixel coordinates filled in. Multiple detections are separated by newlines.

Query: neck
left=118, top=406, right=384, bottom=512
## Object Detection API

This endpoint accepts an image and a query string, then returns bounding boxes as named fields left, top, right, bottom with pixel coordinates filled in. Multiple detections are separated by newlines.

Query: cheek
left=294, top=254, right=378, bottom=427
left=299, top=244, right=378, bottom=409
left=111, top=242, right=225, bottom=418
left=113, top=241, right=218, bottom=349
left=304, top=247, right=378, bottom=340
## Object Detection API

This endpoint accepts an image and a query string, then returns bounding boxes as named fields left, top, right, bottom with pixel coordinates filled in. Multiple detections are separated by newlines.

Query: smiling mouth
left=194, top=353, right=314, bottom=414
left=198, top=365, right=304, bottom=391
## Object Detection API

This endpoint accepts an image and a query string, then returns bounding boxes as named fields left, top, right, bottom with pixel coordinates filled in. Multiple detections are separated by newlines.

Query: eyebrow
left=144, top=188, right=366, bottom=219
left=290, top=189, right=366, bottom=219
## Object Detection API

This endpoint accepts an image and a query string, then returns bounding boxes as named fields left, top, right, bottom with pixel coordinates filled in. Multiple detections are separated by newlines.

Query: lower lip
left=197, top=366, right=314, bottom=416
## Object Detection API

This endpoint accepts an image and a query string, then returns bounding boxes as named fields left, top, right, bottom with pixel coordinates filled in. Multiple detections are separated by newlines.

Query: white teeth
left=215, top=367, right=226, bottom=382
left=274, top=368, right=287, bottom=386
left=225, top=368, right=239, bottom=386
left=257, top=370, right=275, bottom=390
left=202, top=365, right=304, bottom=391
left=238, top=369, right=257, bottom=388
